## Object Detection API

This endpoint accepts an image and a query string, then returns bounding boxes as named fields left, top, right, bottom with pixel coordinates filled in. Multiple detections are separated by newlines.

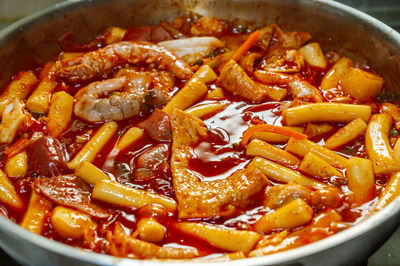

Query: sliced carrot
left=231, top=30, right=261, bottom=62
left=241, top=124, right=308, bottom=146
left=5, top=137, right=31, bottom=158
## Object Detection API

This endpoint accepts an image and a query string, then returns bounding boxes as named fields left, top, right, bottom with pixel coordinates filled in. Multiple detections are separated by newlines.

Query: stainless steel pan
left=0, top=0, right=400, bottom=265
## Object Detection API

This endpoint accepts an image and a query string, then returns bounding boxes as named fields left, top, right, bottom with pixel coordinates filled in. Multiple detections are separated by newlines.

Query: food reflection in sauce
left=0, top=13, right=398, bottom=261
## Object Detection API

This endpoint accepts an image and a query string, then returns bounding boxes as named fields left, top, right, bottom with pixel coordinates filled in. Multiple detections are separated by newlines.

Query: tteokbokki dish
left=0, top=14, right=399, bottom=260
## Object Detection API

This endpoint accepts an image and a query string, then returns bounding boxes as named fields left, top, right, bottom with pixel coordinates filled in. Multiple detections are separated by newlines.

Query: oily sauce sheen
left=0, top=14, right=397, bottom=260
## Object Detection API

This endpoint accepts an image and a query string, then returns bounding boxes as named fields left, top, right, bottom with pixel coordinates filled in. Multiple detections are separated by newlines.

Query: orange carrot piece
left=241, top=124, right=308, bottom=146
left=231, top=30, right=261, bottom=62
left=5, top=138, right=31, bottom=158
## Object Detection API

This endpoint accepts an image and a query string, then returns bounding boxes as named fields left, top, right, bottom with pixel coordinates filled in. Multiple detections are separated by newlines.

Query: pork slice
left=143, top=89, right=170, bottom=110
left=266, top=26, right=312, bottom=58
left=30, top=136, right=69, bottom=177
left=138, top=109, right=171, bottom=142
left=33, top=174, right=111, bottom=219
left=135, top=144, right=170, bottom=179
left=264, top=182, right=312, bottom=209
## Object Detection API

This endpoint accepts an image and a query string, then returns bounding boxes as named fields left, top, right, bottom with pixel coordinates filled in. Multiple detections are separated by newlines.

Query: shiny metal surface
left=0, top=0, right=400, bottom=265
